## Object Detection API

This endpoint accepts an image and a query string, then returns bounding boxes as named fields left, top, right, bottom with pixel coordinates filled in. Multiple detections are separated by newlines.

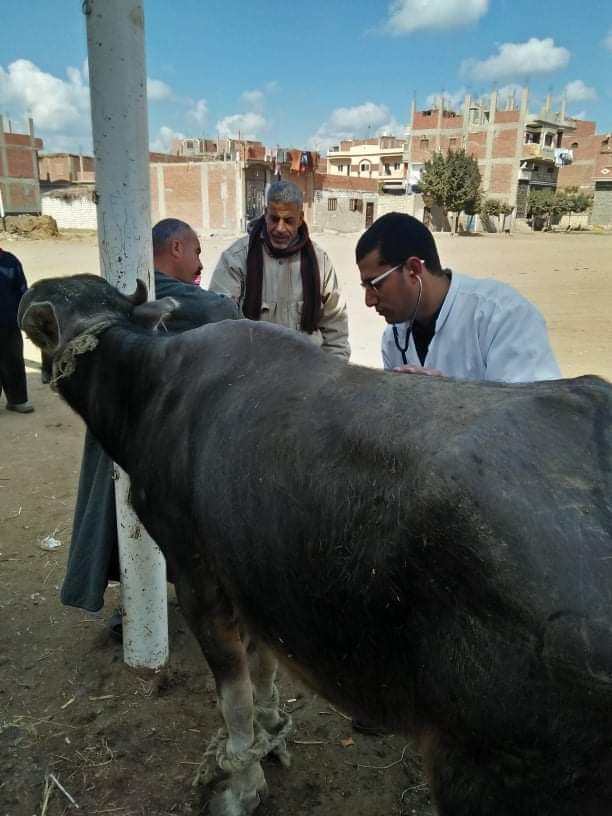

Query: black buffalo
left=19, top=274, right=612, bottom=816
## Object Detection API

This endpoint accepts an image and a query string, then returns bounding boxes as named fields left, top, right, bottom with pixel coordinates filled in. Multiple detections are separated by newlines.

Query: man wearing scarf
left=211, top=181, right=350, bottom=360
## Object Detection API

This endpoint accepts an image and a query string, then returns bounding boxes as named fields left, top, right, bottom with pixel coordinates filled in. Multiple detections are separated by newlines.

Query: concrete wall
left=42, top=194, right=98, bottom=230
left=310, top=189, right=377, bottom=233
left=376, top=194, right=416, bottom=218
left=591, top=182, right=612, bottom=226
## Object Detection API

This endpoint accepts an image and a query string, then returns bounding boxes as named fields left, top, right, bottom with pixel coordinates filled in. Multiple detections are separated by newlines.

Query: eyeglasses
left=360, top=263, right=403, bottom=292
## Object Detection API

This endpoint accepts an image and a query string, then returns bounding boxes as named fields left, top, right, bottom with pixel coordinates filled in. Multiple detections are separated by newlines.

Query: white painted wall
left=42, top=195, right=98, bottom=230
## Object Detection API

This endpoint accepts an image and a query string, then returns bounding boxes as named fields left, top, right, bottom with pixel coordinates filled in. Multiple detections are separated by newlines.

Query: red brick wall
left=162, top=164, right=203, bottom=226
left=412, top=112, right=438, bottom=130
left=492, top=126, right=520, bottom=159
left=494, top=111, right=520, bottom=124
left=465, top=132, right=487, bottom=161
left=558, top=162, right=597, bottom=189
left=3, top=133, right=43, bottom=149
left=313, top=173, right=377, bottom=193
left=558, top=122, right=605, bottom=190
left=149, top=162, right=240, bottom=233
left=563, top=119, right=596, bottom=139
left=409, top=135, right=435, bottom=163
left=7, top=148, right=34, bottom=178
left=438, top=135, right=462, bottom=153
left=439, top=113, right=463, bottom=129
left=39, top=155, right=75, bottom=182
left=148, top=151, right=194, bottom=163
left=488, top=164, right=514, bottom=196
left=1, top=129, right=42, bottom=213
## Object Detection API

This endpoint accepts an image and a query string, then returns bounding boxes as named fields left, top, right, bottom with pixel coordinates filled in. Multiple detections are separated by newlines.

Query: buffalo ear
left=19, top=301, right=61, bottom=352
left=126, top=279, right=148, bottom=305
left=131, top=297, right=180, bottom=329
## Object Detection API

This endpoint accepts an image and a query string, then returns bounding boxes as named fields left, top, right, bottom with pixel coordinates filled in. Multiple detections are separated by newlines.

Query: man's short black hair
left=152, top=218, right=194, bottom=255
left=355, top=212, right=443, bottom=274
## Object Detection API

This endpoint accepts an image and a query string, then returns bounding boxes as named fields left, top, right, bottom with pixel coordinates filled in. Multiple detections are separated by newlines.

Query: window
left=449, top=138, right=457, bottom=148
left=338, top=164, right=344, bottom=173
left=393, top=162, right=401, bottom=170
left=544, top=133, right=554, bottom=147
left=360, top=162, right=369, bottom=172
left=571, top=142, right=579, bottom=149
left=328, top=198, right=337, bottom=211
left=384, top=163, right=391, bottom=176
left=185, top=140, right=193, bottom=149
left=420, top=137, right=430, bottom=149
left=349, top=198, right=363, bottom=212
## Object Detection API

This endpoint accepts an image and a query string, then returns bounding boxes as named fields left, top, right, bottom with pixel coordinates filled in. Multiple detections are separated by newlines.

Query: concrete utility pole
left=83, top=0, right=169, bottom=669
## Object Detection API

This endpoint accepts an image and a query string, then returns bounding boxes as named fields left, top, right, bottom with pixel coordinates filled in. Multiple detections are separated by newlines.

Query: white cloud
left=425, top=88, right=467, bottom=110
left=329, top=101, right=393, bottom=131
left=151, top=125, right=184, bottom=153
left=604, top=26, right=612, bottom=50
left=0, top=59, right=90, bottom=134
left=461, top=38, right=570, bottom=82
left=240, top=81, right=278, bottom=112
left=187, top=98, right=208, bottom=129
left=308, top=102, right=403, bottom=150
left=564, top=80, right=597, bottom=103
left=147, top=78, right=172, bottom=102
left=382, top=0, right=488, bottom=35
left=215, top=112, right=267, bottom=139
left=568, top=110, right=586, bottom=120
left=241, top=89, right=264, bottom=110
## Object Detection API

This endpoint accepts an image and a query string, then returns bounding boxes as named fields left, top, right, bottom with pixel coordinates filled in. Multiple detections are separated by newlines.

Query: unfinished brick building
left=0, top=116, right=43, bottom=215
left=405, top=89, right=578, bottom=221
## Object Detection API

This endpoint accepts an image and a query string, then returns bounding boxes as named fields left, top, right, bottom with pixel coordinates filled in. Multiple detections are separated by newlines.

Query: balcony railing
left=522, top=143, right=555, bottom=161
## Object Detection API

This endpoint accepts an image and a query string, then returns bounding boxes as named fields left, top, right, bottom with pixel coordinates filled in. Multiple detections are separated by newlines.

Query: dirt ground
left=1, top=229, right=611, bottom=816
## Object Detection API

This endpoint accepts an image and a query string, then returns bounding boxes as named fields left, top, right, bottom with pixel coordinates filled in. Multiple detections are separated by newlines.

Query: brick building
left=39, top=153, right=96, bottom=184
left=0, top=115, right=43, bottom=215
left=405, top=89, right=578, bottom=221
left=171, top=137, right=266, bottom=162
left=558, top=121, right=612, bottom=226
left=326, top=137, right=407, bottom=193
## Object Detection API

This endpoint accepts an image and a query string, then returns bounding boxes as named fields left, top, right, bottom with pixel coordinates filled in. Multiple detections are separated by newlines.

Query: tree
left=420, top=149, right=482, bottom=234
left=527, top=190, right=562, bottom=231
left=559, top=186, right=594, bottom=230
left=479, top=198, right=513, bottom=233
left=528, top=188, right=593, bottom=231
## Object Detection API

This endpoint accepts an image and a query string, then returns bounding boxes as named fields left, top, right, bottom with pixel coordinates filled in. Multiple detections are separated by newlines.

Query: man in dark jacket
left=0, top=247, right=34, bottom=413
left=61, top=219, right=238, bottom=615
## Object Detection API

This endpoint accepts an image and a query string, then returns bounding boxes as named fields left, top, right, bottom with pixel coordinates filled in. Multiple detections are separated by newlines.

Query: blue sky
left=2, top=0, right=611, bottom=155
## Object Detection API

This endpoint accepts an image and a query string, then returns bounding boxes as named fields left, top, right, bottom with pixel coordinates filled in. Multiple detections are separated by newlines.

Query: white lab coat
left=381, top=271, right=560, bottom=382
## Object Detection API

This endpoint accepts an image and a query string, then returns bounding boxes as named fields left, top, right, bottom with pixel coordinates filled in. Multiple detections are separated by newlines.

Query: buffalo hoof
left=207, top=778, right=269, bottom=816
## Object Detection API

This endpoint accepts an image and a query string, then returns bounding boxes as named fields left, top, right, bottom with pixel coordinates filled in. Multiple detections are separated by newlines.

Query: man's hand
left=392, top=364, right=443, bottom=376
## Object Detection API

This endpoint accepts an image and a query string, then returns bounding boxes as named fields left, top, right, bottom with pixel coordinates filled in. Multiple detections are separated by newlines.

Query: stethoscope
left=392, top=275, right=423, bottom=365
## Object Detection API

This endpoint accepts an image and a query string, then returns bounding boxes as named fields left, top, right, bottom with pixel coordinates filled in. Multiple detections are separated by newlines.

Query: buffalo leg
left=249, top=642, right=292, bottom=767
left=173, top=572, right=267, bottom=816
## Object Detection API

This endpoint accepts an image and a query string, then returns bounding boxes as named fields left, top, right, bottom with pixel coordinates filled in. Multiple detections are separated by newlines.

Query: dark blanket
left=61, top=271, right=238, bottom=611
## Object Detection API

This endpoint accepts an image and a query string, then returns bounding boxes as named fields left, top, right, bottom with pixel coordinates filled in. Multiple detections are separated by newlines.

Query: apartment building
left=171, top=136, right=266, bottom=162
left=405, top=89, right=578, bottom=219
left=326, top=137, right=407, bottom=193
left=558, top=120, right=612, bottom=226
